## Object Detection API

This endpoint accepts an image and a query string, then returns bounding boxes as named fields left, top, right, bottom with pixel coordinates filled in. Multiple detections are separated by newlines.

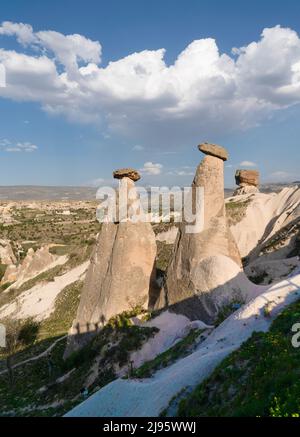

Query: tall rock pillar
left=160, top=143, right=242, bottom=323
left=65, top=168, right=157, bottom=357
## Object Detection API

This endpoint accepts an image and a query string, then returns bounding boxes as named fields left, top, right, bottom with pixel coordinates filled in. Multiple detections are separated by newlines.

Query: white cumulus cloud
left=239, top=160, right=257, bottom=167
left=140, top=162, right=163, bottom=175
left=1, top=23, right=300, bottom=146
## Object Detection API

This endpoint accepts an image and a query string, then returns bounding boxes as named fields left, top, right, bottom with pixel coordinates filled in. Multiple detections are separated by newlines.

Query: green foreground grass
left=178, top=298, right=300, bottom=417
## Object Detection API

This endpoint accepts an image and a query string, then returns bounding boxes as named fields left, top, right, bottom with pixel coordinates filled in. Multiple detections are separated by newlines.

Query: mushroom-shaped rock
left=64, top=166, right=157, bottom=357
left=113, top=168, right=141, bottom=182
left=156, top=142, right=242, bottom=323
left=198, top=142, right=228, bottom=161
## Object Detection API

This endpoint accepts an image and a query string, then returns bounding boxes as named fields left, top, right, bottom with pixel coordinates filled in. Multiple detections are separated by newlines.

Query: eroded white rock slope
left=230, top=186, right=300, bottom=258
left=0, top=262, right=89, bottom=321
left=66, top=268, right=300, bottom=417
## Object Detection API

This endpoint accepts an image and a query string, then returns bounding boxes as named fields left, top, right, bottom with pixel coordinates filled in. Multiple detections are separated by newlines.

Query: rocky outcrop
left=65, top=170, right=157, bottom=356
left=234, top=169, right=260, bottom=196
left=0, top=239, right=16, bottom=265
left=1, top=264, right=17, bottom=284
left=230, top=186, right=300, bottom=259
left=1, top=246, right=59, bottom=286
left=158, top=143, right=242, bottom=323
left=198, top=142, right=228, bottom=161
left=0, top=203, right=17, bottom=225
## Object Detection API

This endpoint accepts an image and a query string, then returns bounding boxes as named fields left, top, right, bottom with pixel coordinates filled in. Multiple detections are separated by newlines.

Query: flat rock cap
left=113, top=168, right=141, bottom=182
left=198, top=142, right=228, bottom=161
left=235, top=169, right=259, bottom=187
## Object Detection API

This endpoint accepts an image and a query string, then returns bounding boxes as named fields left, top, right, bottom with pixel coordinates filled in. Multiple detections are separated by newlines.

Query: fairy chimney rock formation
left=158, top=142, right=242, bottom=323
left=234, top=169, right=260, bottom=195
left=65, top=168, right=157, bottom=357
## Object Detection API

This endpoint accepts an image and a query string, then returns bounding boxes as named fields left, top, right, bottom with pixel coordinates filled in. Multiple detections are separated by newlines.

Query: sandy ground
left=230, top=187, right=300, bottom=258
left=0, top=261, right=89, bottom=321
left=66, top=268, right=300, bottom=417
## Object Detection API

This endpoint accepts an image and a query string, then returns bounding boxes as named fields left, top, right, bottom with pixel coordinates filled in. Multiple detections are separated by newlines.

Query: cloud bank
left=1, top=22, right=300, bottom=146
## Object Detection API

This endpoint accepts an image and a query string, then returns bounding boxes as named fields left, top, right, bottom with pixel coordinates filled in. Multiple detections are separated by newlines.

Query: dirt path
left=0, top=335, right=67, bottom=375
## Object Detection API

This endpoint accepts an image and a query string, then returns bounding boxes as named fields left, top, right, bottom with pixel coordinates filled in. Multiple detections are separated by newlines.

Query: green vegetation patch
left=178, top=298, right=300, bottom=417
left=0, top=278, right=83, bottom=365
left=0, top=307, right=159, bottom=417
left=1, top=204, right=100, bottom=248
left=156, top=241, right=174, bottom=273
left=225, top=198, right=252, bottom=226
left=39, top=280, right=83, bottom=340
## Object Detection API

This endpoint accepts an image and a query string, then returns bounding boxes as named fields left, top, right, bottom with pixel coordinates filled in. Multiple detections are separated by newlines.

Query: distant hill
left=0, top=186, right=97, bottom=201
left=259, top=181, right=300, bottom=194
left=0, top=182, right=298, bottom=201
left=226, top=181, right=300, bottom=197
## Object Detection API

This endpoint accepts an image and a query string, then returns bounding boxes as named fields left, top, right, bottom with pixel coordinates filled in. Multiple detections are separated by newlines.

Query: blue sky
left=0, top=0, right=300, bottom=188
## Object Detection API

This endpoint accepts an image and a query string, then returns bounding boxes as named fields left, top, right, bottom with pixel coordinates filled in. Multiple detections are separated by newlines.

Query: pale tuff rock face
left=235, top=169, right=259, bottom=187
left=115, top=177, right=145, bottom=222
left=1, top=264, right=18, bottom=284
left=230, top=186, right=300, bottom=259
left=0, top=239, right=17, bottom=265
left=165, top=255, right=256, bottom=322
left=97, top=173, right=144, bottom=223
left=0, top=203, right=17, bottom=225
left=65, top=172, right=157, bottom=357
left=158, top=144, right=242, bottom=323
left=1, top=245, right=58, bottom=286
left=234, top=169, right=260, bottom=196
left=234, top=185, right=259, bottom=195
